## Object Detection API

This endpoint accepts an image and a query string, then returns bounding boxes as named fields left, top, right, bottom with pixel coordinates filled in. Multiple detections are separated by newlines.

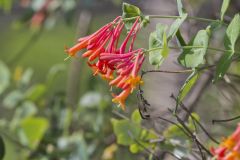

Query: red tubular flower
left=65, top=16, right=144, bottom=109
left=211, top=124, right=240, bottom=160
left=105, top=49, right=145, bottom=109
left=66, top=16, right=122, bottom=57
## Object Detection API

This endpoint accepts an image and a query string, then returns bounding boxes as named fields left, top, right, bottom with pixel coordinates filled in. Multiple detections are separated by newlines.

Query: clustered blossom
left=211, top=123, right=240, bottom=160
left=65, top=16, right=145, bottom=110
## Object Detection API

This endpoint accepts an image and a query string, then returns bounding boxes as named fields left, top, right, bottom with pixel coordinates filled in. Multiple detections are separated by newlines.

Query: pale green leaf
left=3, top=91, right=24, bottom=109
left=220, top=0, right=230, bottom=21
left=177, top=70, right=199, bottom=102
left=187, top=112, right=200, bottom=131
left=15, top=101, right=38, bottom=119
left=163, top=124, right=187, bottom=139
left=168, top=13, right=187, bottom=41
left=19, top=68, right=33, bottom=87
left=149, top=24, right=169, bottom=67
left=131, top=109, right=142, bottom=124
left=176, top=0, right=186, bottom=16
left=9, top=101, right=38, bottom=130
left=111, top=118, right=141, bottom=146
left=214, top=14, right=240, bottom=81
left=25, top=84, right=46, bottom=101
left=20, top=117, right=49, bottom=149
left=178, top=28, right=210, bottom=68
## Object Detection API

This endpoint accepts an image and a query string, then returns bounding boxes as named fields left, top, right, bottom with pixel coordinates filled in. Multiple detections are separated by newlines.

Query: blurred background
left=0, top=0, right=240, bottom=160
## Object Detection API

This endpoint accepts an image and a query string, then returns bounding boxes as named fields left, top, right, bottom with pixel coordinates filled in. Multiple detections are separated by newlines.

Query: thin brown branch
left=212, top=115, right=240, bottom=124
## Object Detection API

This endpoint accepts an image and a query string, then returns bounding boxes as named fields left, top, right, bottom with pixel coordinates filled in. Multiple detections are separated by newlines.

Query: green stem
left=148, top=15, right=226, bottom=25
left=145, top=45, right=235, bottom=54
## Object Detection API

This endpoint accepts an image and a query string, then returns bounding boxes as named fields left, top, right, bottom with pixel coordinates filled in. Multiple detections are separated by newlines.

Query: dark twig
left=156, top=115, right=192, bottom=139
left=212, top=115, right=240, bottom=124
left=112, top=110, right=129, bottom=120
left=195, top=138, right=205, bottom=160
left=170, top=94, right=219, bottom=144
left=141, top=64, right=216, bottom=78
left=137, top=88, right=151, bottom=119
left=172, top=112, right=212, bottom=157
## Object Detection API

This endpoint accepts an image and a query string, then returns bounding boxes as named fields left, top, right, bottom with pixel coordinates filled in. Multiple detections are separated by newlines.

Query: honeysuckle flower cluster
left=65, top=16, right=145, bottom=110
left=211, top=124, right=240, bottom=160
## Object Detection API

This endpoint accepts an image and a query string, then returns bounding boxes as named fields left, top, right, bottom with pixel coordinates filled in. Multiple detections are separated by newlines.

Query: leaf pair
left=176, top=0, right=233, bottom=102
left=214, top=14, right=240, bottom=82
left=178, top=28, right=211, bottom=68
left=111, top=110, right=157, bottom=154
left=149, top=24, right=169, bottom=67
left=149, top=0, right=188, bottom=68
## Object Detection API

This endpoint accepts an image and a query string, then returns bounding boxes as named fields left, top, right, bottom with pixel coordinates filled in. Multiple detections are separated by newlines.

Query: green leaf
left=163, top=120, right=193, bottom=159
left=131, top=109, right=142, bottom=124
left=178, top=28, right=210, bottom=68
left=163, top=124, right=187, bottom=139
left=25, top=84, right=46, bottom=102
left=214, top=14, right=240, bottom=81
left=220, top=0, right=230, bottom=21
left=57, top=134, right=89, bottom=160
left=173, top=146, right=190, bottom=159
left=111, top=118, right=141, bottom=146
left=61, top=108, right=72, bottom=136
left=19, top=68, right=33, bottom=87
left=10, top=101, right=37, bottom=130
left=168, top=13, right=187, bottom=41
left=225, top=14, right=240, bottom=50
left=122, top=3, right=141, bottom=18
left=209, top=21, right=223, bottom=31
left=122, top=3, right=141, bottom=30
left=0, top=61, right=10, bottom=95
left=3, top=91, right=24, bottom=109
left=187, top=112, right=200, bottom=131
left=0, top=136, right=5, bottom=160
left=177, top=70, right=199, bottom=103
left=70, top=134, right=89, bottom=160
left=20, top=117, right=49, bottom=149
left=122, top=3, right=149, bottom=30
left=176, top=0, right=186, bottom=16
left=15, top=101, right=37, bottom=119
left=176, top=30, right=186, bottom=46
left=149, top=24, right=169, bottom=67
left=141, top=15, right=150, bottom=28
